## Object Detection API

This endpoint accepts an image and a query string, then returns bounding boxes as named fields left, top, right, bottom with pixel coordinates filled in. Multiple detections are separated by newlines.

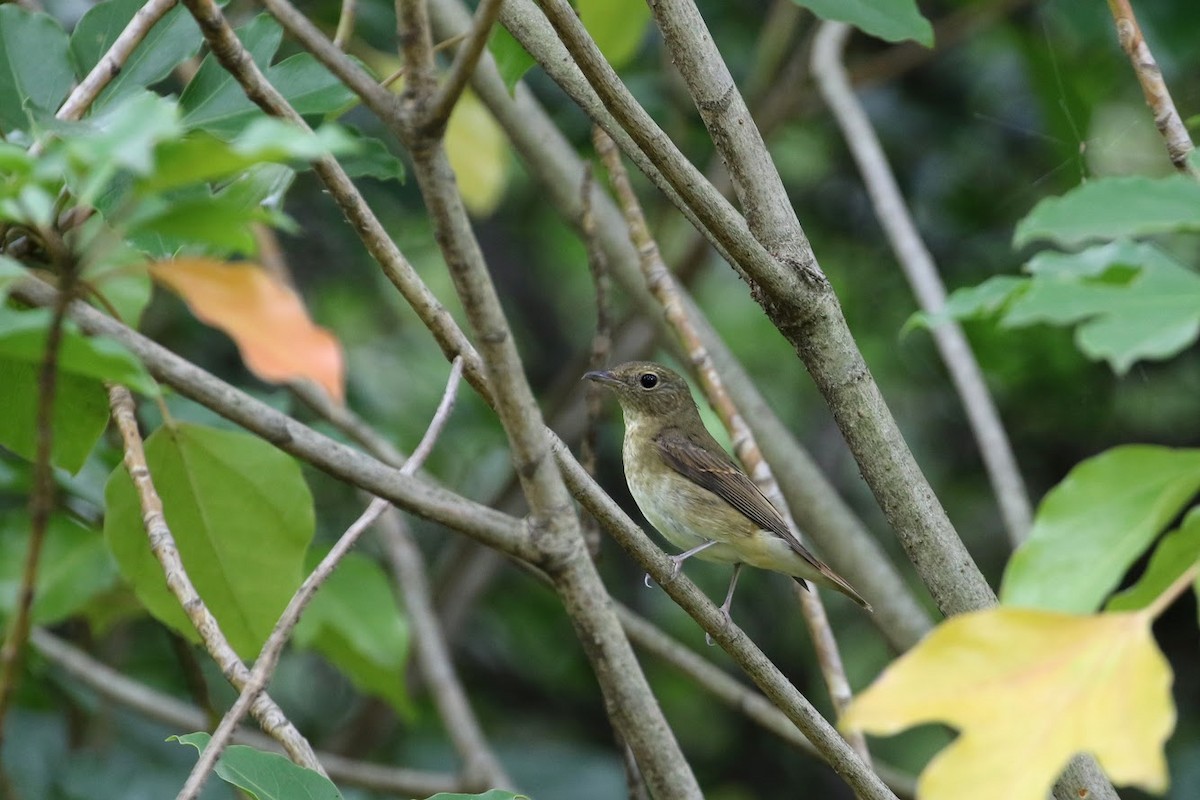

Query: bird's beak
left=583, top=370, right=620, bottom=388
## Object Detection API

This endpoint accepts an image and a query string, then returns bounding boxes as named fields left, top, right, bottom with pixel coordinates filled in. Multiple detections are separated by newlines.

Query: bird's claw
left=706, top=606, right=734, bottom=647
left=643, top=572, right=654, bottom=589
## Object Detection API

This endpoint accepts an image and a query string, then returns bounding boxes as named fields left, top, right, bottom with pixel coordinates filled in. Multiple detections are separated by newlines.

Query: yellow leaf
left=842, top=607, right=1174, bottom=800
left=444, top=89, right=508, bottom=216
left=149, top=259, right=345, bottom=403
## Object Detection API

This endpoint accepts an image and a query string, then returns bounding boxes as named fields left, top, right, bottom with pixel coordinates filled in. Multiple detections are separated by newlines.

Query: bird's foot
left=705, top=605, right=735, bottom=647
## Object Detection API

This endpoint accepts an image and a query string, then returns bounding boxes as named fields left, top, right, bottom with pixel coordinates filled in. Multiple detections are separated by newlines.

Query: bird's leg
left=643, top=539, right=718, bottom=588
left=706, top=563, right=743, bottom=647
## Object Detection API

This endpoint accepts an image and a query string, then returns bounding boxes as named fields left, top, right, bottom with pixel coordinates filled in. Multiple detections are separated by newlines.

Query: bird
left=585, top=361, right=871, bottom=627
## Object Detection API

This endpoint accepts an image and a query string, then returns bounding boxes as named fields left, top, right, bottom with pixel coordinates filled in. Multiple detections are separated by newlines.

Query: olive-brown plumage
left=585, top=361, right=870, bottom=616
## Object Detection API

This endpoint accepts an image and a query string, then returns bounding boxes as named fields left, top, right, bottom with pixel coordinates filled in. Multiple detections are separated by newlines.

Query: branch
left=1106, top=0, right=1197, bottom=176
left=423, top=0, right=505, bottom=131
left=810, top=21, right=1033, bottom=546
left=56, top=0, right=179, bottom=122
left=0, top=243, right=76, bottom=750
left=105, top=384, right=325, bottom=775
left=551, top=440, right=898, bottom=800
left=14, top=279, right=536, bottom=563
left=178, top=497, right=391, bottom=799
left=630, top=0, right=995, bottom=617
left=380, top=511, right=513, bottom=789
left=332, top=0, right=356, bottom=48
left=614, top=606, right=918, bottom=799
left=594, top=126, right=870, bottom=761
left=425, top=0, right=934, bottom=651
left=399, top=8, right=703, bottom=781
left=29, top=629, right=464, bottom=798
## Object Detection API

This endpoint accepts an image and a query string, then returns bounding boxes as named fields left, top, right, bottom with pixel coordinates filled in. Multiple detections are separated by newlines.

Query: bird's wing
left=654, top=426, right=871, bottom=610
left=653, top=427, right=814, bottom=559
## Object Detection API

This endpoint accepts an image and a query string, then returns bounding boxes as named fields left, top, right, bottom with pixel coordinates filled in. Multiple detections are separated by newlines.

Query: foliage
left=2, top=0, right=1199, bottom=798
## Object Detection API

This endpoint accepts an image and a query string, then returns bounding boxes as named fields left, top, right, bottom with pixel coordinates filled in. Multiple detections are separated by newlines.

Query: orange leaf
left=149, top=258, right=344, bottom=403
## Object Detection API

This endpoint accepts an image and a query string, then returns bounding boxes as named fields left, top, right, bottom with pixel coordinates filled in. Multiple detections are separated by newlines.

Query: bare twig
left=1106, top=0, right=1197, bottom=176
left=332, top=0, right=356, bottom=48
left=424, top=0, right=506, bottom=130
left=29, top=629, right=465, bottom=798
left=177, top=498, right=390, bottom=799
left=56, top=0, right=180, bottom=122
left=811, top=21, right=1032, bottom=546
left=105, top=384, right=325, bottom=776
left=580, top=164, right=611, bottom=556
left=594, top=126, right=870, bottom=762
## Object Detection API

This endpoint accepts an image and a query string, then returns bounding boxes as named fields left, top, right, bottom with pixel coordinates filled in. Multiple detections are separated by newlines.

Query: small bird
left=585, top=361, right=871, bottom=625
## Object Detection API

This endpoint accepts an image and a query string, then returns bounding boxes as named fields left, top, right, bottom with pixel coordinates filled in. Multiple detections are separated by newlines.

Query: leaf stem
left=1142, top=563, right=1199, bottom=620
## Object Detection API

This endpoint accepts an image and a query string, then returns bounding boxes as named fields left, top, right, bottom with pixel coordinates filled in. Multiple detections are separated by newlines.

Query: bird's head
left=584, top=361, right=698, bottom=420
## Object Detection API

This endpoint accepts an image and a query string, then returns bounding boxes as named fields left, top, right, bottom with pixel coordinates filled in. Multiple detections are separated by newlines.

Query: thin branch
left=595, top=126, right=870, bottom=762
left=551, top=438, right=898, bottom=800
left=380, top=511, right=513, bottom=789
left=811, top=21, right=1033, bottom=546
left=614, top=605, right=918, bottom=799
left=178, top=496, right=392, bottom=799
left=409, top=356, right=465, bottom=470
left=1105, top=0, right=1197, bottom=176
left=424, top=0, right=506, bottom=130
left=56, top=0, right=180, bottom=122
left=332, top=0, right=356, bottom=49
left=580, top=164, right=611, bottom=557
left=29, top=629, right=465, bottom=798
left=105, top=384, right=325, bottom=775
left=0, top=242, right=76, bottom=751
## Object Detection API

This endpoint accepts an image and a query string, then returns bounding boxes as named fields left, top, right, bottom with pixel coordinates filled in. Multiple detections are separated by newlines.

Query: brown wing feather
left=653, top=427, right=817, bottom=564
left=654, top=426, right=872, bottom=611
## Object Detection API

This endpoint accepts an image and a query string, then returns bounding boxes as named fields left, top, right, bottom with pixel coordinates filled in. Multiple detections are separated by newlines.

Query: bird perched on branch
left=585, top=361, right=871, bottom=625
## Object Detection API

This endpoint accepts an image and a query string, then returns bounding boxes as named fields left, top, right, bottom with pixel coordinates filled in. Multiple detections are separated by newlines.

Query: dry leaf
left=842, top=607, right=1174, bottom=800
left=150, top=258, right=344, bottom=402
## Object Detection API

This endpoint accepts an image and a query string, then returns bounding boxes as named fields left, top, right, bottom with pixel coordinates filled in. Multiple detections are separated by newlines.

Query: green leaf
left=489, top=25, right=536, bottom=95
left=0, top=6, right=75, bottom=132
left=74, top=217, right=153, bottom=326
left=126, top=191, right=268, bottom=256
left=1003, top=241, right=1200, bottom=374
left=69, top=0, right=202, bottom=112
left=335, top=128, right=405, bottom=183
left=904, top=275, right=1027, bottom=333
left=1107, top=506, right=1200, bottom=614
left=0, top=306, right=158, bottom=395
left=104, top=423, right=314, bottom=659
left=179, top=16, right=354, bottom=136
left=578, top=0, right=650, bottom=69
left=0, top=359, right=109, bottom=473
left=171, top=732, right=343, bottom=800
left=141, top=119, right=357, bottom=192
left=1014, top=175, right=1200, bottom=248
left=788, top=0, right=933, bottom=46
left=293, top=551, right=410, bottom=713
left=1001, top=445, right=1200, bottom=613
left=0, top=514, right=119, bottom=624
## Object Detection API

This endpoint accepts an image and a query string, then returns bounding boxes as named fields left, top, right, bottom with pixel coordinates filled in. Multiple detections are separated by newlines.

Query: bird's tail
left=796, top=566, right=873, bottom=612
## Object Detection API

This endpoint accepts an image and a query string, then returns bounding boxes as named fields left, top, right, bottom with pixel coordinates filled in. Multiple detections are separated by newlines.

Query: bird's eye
left=639, top=372, right=659, bottom=389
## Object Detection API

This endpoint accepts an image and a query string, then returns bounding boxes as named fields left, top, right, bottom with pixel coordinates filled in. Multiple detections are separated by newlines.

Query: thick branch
left=811, top=21, right=1032, bottom=545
